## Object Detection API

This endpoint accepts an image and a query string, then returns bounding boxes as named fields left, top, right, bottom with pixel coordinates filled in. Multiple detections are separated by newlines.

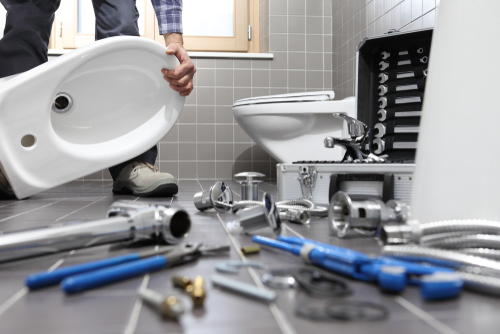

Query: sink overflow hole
left=52, top=93, right=73, bottom=113
left=55, top=96, right=69, bottom=110
left=21, top=135, right=36, bottom=148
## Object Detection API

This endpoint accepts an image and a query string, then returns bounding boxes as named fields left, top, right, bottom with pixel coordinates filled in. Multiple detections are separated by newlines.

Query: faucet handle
left=332, top=113, right=368, bottom=143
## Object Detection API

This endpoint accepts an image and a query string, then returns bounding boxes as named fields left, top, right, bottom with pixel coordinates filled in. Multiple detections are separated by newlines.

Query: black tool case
left=356, top=28, right=433, bottom=160
left=276, top=30, right=433, bottom=205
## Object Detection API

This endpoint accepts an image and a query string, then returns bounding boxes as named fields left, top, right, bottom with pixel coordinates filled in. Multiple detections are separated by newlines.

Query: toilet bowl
left=233, top=92, right=356, bottom=163
left=0, top=36, right=184, bottom=199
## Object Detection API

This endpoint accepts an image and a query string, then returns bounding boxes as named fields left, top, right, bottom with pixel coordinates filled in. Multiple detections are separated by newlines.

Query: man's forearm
left=164, top=32, right=184, bottom=47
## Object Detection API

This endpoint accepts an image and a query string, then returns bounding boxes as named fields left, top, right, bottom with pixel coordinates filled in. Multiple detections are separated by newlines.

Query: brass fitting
left=187, top=276, right=206, bottom=307
left=172, top=275, right=192, bottom=289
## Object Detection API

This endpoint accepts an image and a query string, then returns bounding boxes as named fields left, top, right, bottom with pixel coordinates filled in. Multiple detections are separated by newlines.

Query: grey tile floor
left=0, top=180, right=499, bottom=334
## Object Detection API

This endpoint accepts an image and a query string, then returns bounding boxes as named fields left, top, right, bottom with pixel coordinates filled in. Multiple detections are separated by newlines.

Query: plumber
left=0, top=0, right=196, bottom=200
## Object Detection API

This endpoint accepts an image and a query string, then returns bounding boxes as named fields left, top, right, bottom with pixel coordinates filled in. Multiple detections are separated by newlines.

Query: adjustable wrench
left=374, top=123, right=420, bottom=138
left=378, top=109, right=421, bottom=122
left=379, top=56, right=428, bottom=71
left=379, top=69, right=428, bottom=83
left=380, top=48, right=425, bottom=60
left=379, top=96, right=421, bottom=109
left=373, top=138, right=417, bottom=154
left=378, top=84, right=419, bottom=96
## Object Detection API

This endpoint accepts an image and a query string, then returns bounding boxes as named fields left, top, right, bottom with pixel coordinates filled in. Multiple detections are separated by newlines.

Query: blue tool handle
left=26, top=254, right=141, bottom=289
left=251, top=236, right=301, bottom=256
left=60, top=255, right=167, bottom=294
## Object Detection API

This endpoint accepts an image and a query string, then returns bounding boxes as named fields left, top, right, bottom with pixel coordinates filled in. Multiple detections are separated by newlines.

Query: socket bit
left=137, top=288, right=184, bottom=320
left=172, top=275, right=192, bottom=289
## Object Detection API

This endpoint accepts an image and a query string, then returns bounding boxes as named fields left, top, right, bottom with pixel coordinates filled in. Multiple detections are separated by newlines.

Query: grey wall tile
left=253, top=161, right=271, bottom=177
left=270, top=15, right=288, bottom=33
left=179, top=105, right=196, bottom=123
left=270, top=0, right=287, bottom=15
left=216, top=143, right=233, bottom=160
left=252, top=144, right=271, bottom=161
left=306, top=16, right=323, bottom=34
left=215, top=105, right=234, bottom=123
left=159, top=143, right=178, bottom=161
left=216, top=87, right=234, bottom=105
left=234, top=161, right=253, bottom=175
left=306, top=1, right=323, bottom=16
left=197, top=87, right=216, bottom=105
left=252, top=88, right=270, bottom=97
left=270, top=34, right=288, bottom=51
left=271, top=88, right=288, bottom=95
left=234, top=143, right=252, bottom=160
left=270, top=70, right=288, bottom=88
left=197, top=105, right=215, bottom=123
left=288, top=0, right=305, bottom=15
left=288, top=34, right=305, bottom=52
left=197, top=124, right=216, bottom=142
left=252, top=59, right=270, bottom=69
left=216, top=59, right=233, bottom=68
left=270, top=52, right=288, bottom=69
left=234, top=59, right=252, bottom=68
left=289, top=52, right=305, bottom=69
left=179, top=124, right=196, bottom=142
left=306, top=53, right=324, bottom=71
left=306, top=35, right=323, bottom=52
left=216, top=162, right=233, bottom=179
left=234, top=69, right=251, bottom=87
left=288, top=70, right=306, bottom=89
left=288, top=16, right=306, bottom=33
left=234, top=87, right=252, bottom=101
left=197, top=69, right=215, bottom=86
left=179, top=143, right=196, bottom=160
left=306, top=71, right=324, bottom=89
left=196, top=59, right=216, bottom=68
left=178, top=162, right=196, bottom=178
left=252, top=69, right=270, bottom=87
left=160, top=161, right=178, bottom=177
left=162, top=123, right=178, bottom=142
left=184, top=88, right=196, bottom=105
left=216, top=69, right=233, bottom=87
left=197, top=143, right=216, bottom=161
left=197, top=161, right=215, bottom=179
left=216, top=125, right=233, bottom=142
left=234, top=124, right=252, bottom=142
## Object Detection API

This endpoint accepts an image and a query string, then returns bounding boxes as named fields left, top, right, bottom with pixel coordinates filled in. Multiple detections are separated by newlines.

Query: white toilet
left=0, top=36, right=185, bottom=199
left=233, top=91, right=356, bottom=163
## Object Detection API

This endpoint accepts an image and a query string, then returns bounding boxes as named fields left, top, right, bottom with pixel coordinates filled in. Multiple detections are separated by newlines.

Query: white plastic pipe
left=411, top=0, right=500, bottom=223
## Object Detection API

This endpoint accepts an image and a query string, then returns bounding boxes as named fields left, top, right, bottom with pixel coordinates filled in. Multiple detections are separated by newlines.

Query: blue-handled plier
left=252, top=235, right=463, bottom=300
left=26, top=243, right=229, bottom=293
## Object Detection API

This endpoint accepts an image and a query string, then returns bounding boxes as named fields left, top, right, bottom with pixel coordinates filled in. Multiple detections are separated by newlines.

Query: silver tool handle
left=211, top=274, right=277, bottom=303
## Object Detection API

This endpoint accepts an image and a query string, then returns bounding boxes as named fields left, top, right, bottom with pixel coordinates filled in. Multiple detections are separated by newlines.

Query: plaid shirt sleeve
left=151, top=0, right=183, bottom=35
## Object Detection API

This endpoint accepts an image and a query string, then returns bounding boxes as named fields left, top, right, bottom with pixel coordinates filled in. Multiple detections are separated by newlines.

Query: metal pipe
left=0, top=200, right=190, bottom=263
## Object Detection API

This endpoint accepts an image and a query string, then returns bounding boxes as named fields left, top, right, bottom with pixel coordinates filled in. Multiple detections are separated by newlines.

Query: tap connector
left=137, top=287, right=184, bottom=320
left=328, top=191, right=410, bottom=238
left=279, top=209, right=311, bottom=225
left=193, top=181, right=234, bottom=213
left=232, top=193, right=281, bottom=235
left=234, top=172, right=265, bottom=201
left=380, top=223, right=422, bottom=245
left=186, top=276, right=206, bottom=307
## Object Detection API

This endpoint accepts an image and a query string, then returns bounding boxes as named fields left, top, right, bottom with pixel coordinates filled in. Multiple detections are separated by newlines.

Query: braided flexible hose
left=420, top=234, right=500, bottom=250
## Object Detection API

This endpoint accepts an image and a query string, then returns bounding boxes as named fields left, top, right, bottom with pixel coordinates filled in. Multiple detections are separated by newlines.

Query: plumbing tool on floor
left=226, top=193, right=282, bottom=235
left=215, top=260, right=264, bottom=274
left=0, top=200, right=191, bottom=263
left=328, top=191, right=410, bottom=238
left=172, top=274, right=206, bottom=307
left=193, top=181, right=234, bottom=213
left=234, top=172, right=265, bottom=201
left=59, top=243, right=229, bottom=293
left=252, top=235, right=463, bottom=300
left=211, top=274, right=277, bottom=303
left=137, top=287, right=184, bottom=319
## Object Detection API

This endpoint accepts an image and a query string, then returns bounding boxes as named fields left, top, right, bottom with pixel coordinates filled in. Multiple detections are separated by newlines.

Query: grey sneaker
left=0, top=169, right=16, bottom=200
left=112, top=162, right=178, bottom=197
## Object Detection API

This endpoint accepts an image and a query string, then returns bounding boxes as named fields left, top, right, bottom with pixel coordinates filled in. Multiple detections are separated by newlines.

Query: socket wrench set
left=357, top=28, right=433, bottom=160
left=277, top=30, right=433, bottom=205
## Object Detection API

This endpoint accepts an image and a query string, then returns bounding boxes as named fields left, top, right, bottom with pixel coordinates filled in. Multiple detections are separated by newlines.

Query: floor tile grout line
left=54, top=196, right=109, bottom=222
left=0, top=202, right=17, bottom=210
left=0, top=185, right=114, bottom=318
left=394, top=296, right=462, bottom=334
left=0, top=182, right=112, bottom=223
left=123, top=274, right=150, bottom=334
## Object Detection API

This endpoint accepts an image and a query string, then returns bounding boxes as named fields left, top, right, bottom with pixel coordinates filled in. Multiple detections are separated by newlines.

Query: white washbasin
left=0, top=36, right=184, bottom=199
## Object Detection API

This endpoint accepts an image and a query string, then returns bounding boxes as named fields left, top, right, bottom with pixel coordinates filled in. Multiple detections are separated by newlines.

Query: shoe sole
left=112, top=182, right=178, bottom=197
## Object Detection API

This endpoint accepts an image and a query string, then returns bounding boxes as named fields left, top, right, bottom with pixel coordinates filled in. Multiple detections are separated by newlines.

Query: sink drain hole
left=52, top=93, right=73, bottom=113
left=21, top=135, right=36, bottom=148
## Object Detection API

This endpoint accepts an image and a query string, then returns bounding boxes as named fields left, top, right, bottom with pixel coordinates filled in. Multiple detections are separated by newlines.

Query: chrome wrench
left=380, top=48, right=425, bottom=60
left=373, top=138, right=417, bottom=154
left=374, top=123, right=420, bottom=138
left=379, top=69, right=428, bottom=83
left=378, top=109, right=421, bottom=122
left=378, top=84, right=419, bottom=96
left=379, top=57, right=428, bottom=71
left=379, top=96, right=421, bottom=109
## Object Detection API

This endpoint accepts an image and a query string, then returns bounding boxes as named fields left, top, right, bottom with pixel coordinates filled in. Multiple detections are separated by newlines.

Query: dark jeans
left=0, top=0, right=157, bottom=180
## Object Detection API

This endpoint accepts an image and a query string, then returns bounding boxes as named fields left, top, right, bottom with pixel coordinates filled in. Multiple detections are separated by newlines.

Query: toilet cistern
left=234, top=172, right=265, bottom=201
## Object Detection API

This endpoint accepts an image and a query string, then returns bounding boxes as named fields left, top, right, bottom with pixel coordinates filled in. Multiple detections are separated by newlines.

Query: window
left=51, top=0, right=259, bottom=53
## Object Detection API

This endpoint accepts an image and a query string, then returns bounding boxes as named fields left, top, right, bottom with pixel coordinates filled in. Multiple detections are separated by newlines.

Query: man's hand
left=161, top=33, right=196, bottom=97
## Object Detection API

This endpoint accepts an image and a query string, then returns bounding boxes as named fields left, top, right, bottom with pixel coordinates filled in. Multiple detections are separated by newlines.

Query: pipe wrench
left=252, top=235, right=463, bottom=301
